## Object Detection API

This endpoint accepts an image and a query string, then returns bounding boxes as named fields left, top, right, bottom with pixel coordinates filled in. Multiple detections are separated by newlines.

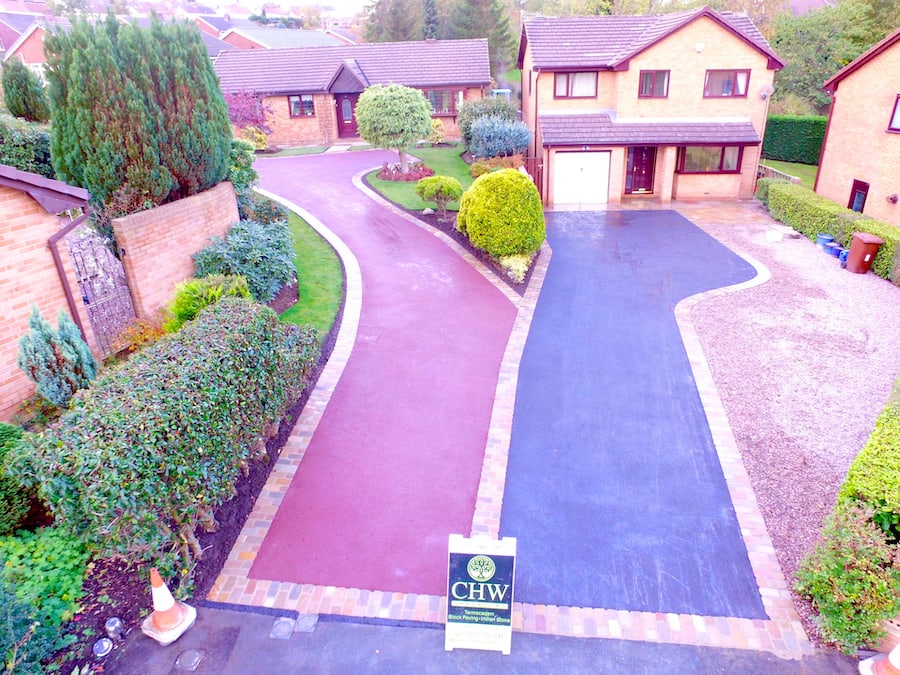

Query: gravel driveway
left=682, top=206, right=900, bottom=638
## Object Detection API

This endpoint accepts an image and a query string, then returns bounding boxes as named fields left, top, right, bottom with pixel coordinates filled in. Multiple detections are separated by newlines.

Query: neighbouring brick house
left=815, top=27, right=900, bottom=227
left=0, top=166, right=96, bottom=422
left=518, top=7, right=783, bottom=206
left=213, top=39, right=491, bottom=147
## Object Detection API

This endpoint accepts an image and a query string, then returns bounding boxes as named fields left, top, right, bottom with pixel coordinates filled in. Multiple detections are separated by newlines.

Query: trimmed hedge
left=0, top=113, right=53, bottom=178
left=415, top=175, right=462, bottom=220
left=839, top=376, right=900, bottom=539
left=457, top=169, right=545, bottom=257
left=762, top=115, right=827, bottom=165
left=0, top=422, right=30, bottom=536
left=766, top=182, right=900, bottom=283
left=6, top=299, right=318, bottom=579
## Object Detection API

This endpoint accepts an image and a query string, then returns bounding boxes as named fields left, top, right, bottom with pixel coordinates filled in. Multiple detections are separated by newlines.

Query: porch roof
left=0, top=164, right=89, bottom=214
left=539, top=114, right=761, bottom=147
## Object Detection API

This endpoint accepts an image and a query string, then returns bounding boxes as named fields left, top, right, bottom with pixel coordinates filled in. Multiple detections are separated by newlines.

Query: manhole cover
left=270, top=617, right=296, bottom=640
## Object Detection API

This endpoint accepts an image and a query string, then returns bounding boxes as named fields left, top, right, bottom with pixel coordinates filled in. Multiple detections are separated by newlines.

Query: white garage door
left=552, top=151, right=610, bottom=205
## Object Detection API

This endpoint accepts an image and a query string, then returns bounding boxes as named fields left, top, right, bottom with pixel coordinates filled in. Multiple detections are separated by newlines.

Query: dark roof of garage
left=539, top=114, right=761, bottom=146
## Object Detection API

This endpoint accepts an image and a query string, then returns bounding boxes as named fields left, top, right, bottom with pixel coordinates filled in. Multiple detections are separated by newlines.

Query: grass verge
left=367, top=143, right=472, bottom=211
left=267, top=146, right=328, bottom=158
left=280, top=212, right=343, bottom=338
left=761, top=159, right=818, bottom=190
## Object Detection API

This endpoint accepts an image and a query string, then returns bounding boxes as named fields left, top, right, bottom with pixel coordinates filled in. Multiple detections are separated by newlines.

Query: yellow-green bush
left=165, top=274, right=251, bottom=333
left=457, top=169, right=545, bottom=257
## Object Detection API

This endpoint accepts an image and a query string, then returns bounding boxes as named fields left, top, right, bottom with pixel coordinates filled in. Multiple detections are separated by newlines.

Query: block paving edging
left=210, top=186, right=814, bottom=660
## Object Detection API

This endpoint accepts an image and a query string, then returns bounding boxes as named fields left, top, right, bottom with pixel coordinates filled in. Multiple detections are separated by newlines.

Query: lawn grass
left=268, top=146, right=328, bottom=158
left=279, top=212, right=343, bottom=339
left=761, top=159, right=818, bottom=190
left=366, top=143, right=473, bottom=211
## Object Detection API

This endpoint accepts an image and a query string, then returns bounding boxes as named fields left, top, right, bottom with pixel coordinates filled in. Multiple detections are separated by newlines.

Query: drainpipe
left=47, top=210, right=90, bottom=343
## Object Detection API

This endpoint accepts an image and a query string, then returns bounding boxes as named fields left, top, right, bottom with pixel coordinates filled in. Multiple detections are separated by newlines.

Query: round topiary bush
left=456, top=169, right=545, bottom=257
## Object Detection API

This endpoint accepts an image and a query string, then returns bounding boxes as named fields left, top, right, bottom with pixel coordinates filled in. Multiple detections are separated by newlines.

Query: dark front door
left=626, top=146, right=656, bottom=194
left=335, top=93, right=359, bottom=138
left=848, top=179, right=869, bottom=213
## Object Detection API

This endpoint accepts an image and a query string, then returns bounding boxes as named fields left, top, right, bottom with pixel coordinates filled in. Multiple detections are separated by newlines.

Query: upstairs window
left=424, top=89, right=463, bottom=115
left=678, top=145, right=742, bottom=173
left=554, top=72, right=597, bottom=98
left=639, top=70, right=669, bottom=98
left=703, top=70, right=749, bottom=98
left=288, top=94, right=315, bottom=117
left=889, top=95, right=900, bottom=132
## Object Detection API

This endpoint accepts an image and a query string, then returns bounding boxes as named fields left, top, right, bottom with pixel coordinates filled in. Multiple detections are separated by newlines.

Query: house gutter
left=47, top=210, right=90, bottom=343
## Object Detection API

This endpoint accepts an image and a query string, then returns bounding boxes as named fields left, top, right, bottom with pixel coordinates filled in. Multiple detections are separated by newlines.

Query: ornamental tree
left=354, top=83, right=433, bottom=174
left=44, top=12, right=232, bottom=212
left=1, top=59, right=50, bottom=123
left=17, top=306, right=97, bottom=408
left=415, top=175, right=462, bottom=220
left=223, top=89, right=272, bottom=133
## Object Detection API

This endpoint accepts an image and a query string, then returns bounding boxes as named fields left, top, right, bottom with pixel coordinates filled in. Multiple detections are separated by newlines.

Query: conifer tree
left=1, top=59, right=50, bottom=123
left=44, top=12, right=231, bottom=213
left=448, top=0, right=514, bottom=76
left=17, top=307, right=97, bottom=408
left=423, top=0, right=439, bottom=39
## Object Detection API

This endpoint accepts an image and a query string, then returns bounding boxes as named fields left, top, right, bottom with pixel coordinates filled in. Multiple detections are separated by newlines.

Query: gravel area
left=688, top=218, right=900, bottom=643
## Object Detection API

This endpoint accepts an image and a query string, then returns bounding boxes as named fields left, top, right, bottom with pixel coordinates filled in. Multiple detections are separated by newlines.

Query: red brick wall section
left=112, top=182, right=239, bottom=318
left=0, top=187, right=97, bottom=422
left=223, top=32, right=264, bottom=49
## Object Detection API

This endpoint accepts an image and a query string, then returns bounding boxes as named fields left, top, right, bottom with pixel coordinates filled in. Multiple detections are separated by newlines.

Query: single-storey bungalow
left=213, top=39, right=491, bottom=146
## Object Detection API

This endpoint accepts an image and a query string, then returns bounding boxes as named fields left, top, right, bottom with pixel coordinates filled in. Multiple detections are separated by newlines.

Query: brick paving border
left=209, top=187, right=814, bottom=660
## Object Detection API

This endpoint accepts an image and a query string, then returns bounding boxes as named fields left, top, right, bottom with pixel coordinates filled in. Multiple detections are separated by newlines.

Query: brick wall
left=223, top=32, right=263, bottom=49
left=264, top=94, right=338, bottom=147
left=0, top=187, right=96, bottom=422
left=8, top=27, right=47, bottom=65
left=816, top=43, right=900, bottom=227
left=112, top=182, right=239, bottom=318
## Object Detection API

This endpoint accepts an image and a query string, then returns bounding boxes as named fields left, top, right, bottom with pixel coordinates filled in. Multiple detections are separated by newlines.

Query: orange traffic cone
left=140, top=568, right=197, bottom=646
left=860, top=643, right=900, bottom=675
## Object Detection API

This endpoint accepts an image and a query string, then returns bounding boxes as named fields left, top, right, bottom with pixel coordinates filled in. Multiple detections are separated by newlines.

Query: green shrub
left=428, top=118, right=445, bottom=145
left=795, top=503, right=900, bottom=654
left=240, top=194, right=289, bottom=225
left=1, top=566, right=57, bottom=675
left=839, top=377, right=900, bottom=540
left=755, top=177, right=776, bottom=207
left=456, top=96, right=519, bottom=151
left=240, top=125, right=268, bottom=151
left=0, top=423, right=30, bottom=537
left=457, top=169, right=545, bottom=257
left=1, top=59, right=49, bottom=124
left=766, top=182, right=900, bottom=283
left=193, top=219, right=295, bottom=302
left=164, top=274, right=251, bottom=333
left=0, top=113, right=53, bottom=178
left=469, top=116, right=530, bottom=158
left=17, top=307, right=97, bottom=409
left=6, top=299, right=319, bottom=581
left=762, top=115, right=827, bottom=165
left=415, top=175, right=463, bottom=220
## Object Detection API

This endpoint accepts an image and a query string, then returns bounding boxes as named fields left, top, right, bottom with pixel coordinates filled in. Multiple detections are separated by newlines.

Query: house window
left=554, top=72, right=597, bottom=98
left=678, top=145, right=742, bottom=173
left=889, top=95, right=900, bottom=132
left=424, top=89, right=463, bottom=115
left=288, top=94, right=315, bottom=117
left=703, top=70, right=749, bottom=98
left=639, top=70, right=669, bottom=98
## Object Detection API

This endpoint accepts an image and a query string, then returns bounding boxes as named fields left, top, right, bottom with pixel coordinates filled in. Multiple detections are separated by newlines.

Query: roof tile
left=539, top=113, right=761, bottom=146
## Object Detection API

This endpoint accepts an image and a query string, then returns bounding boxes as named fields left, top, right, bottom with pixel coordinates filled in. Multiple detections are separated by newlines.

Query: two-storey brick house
left=815, top=28, right=900, bottom=227
left=518, top=7, right=783, bottom=206
left=214, top=39, right=491, bottom=147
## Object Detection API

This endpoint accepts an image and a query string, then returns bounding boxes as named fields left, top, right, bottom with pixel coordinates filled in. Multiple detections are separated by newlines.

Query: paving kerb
left=209, top=180, right=825, bottom=661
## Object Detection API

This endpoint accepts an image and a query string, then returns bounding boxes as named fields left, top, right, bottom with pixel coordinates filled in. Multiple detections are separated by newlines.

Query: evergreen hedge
left=0, top=423, right=30, bottom=537
left=765, top=182, right=900, bottom=282
left=0, top=114, right=53, bottom=178
left=1, top=59, right=49, bottom=123
left=762, top=115, right=827, bottom=165
left=839, top=376, right=900, bottom=540
left=6, top=299, right=318, bottom=579
left=45, top=13, right=232, bottom=211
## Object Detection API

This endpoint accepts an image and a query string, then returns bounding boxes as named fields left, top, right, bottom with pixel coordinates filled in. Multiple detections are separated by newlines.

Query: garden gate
left=68, top=225, right=136, bottom=356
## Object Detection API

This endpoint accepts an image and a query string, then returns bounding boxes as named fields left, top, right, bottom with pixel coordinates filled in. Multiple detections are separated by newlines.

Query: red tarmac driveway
left=249, top=151, right=516, bottom=595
